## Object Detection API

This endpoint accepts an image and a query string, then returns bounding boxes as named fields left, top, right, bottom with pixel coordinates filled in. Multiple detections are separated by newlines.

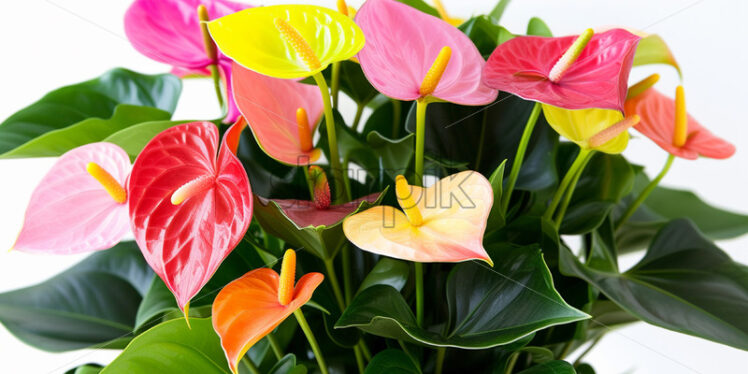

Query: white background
left=1, top=0, right=747, bottom=373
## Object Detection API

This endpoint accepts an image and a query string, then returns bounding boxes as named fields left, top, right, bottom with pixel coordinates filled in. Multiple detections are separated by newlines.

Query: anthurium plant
left=2, top=0, right=747, bottom=373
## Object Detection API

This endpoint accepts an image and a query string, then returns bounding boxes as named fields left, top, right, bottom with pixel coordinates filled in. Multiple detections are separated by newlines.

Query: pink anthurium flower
left=260, top=166, right=380, bottom=227
left=232, top=63, right=323, bottom=165
left=124, top=0, right=252, bottom=122
left=483, top=28, right=640, bottom=112
left=354, top=0, right=496, bottom=105
left=343, top=171, right=493, bottom=265
left=128, top=121, right=252, bottom=312
left=625, top=86, right=735, bottom=160
left=11, top=143, right=131, bottom=254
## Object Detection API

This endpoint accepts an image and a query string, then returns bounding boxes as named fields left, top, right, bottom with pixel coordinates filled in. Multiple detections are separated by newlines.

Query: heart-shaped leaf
left=0, top=242, right=152, bottom=351
left=268, top=354, right=307, bottom=374
left=0, top=68, right=180, bottom=155
left=355, top=257, right=410, bottom=296
left=337, top=245, right=588, bottom=348
left=364, top=349, right=421, bottom=374
left=560, top=219, right=748, bottom=350
left=458, top=16, right=515, bottom=57
left=101, top=318, right=230, bottom=374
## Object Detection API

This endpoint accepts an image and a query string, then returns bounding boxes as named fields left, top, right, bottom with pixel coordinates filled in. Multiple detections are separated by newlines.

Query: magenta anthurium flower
left=354, top=0, right=496, bottom=105
left=625, top=87, right=735, bottom=160
left=124, top=0, right=252, bottom=122
left=232, top=63, right=323, bottom=165
left=11, top=143, right=131, bottom=254
left=483, top=29, right=640, bottom=112
left=128, top=121, right=252, bottom=312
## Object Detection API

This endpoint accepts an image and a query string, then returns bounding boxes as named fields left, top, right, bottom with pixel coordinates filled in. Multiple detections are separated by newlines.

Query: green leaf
left=560, top=219, right=748, bottom=350
left=268, top=354, right=307, bottom=374
left=364, top=349, right=421, bottom=374
left=253, top=190, right=386, bottom=260
left=633, top=34, right=682, bottom=78
left=0, top=242, right=152, bottom=351
left=575, top=363, right=596, bottom=374
left=396, top=0, right=439, bottom=18
left=103, top=120, right=190, bottom=161
left=355, top=257, right=410, bottom=296
left=65, top=364, right=103, bottom=374
left=519, top=346, right=555, bottom=364
left=405, top=93, right=559, bottom=191
left=0, top=105, right=170, bottom=159
left=0, top=68, right=181, bottom=155
left=101, top=318, right=231, bottom=374
left=337, top=245, right=588, bottom=348
left=526, top=17, right=553, bottom=37
left=487, top=160, right=507, bottom=231
left=362, top=99, right=411, bottom=139
left=459, top=16, right=515, bottom=57
left=489, top=0, right=512, bottom=23
left=615, top=171, right=748, bottom=252
left=517, top=360, right=576, bottom=374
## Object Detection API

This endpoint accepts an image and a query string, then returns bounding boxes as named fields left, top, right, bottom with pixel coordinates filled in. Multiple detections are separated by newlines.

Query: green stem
left=504, top=351, right=520, bottom=374
left=359, top=341, right=372, bottom=361
left=353, top=346, right=365, bottom=374
left=392, top=99, right=402, bottom=138
left=241, top=356, right=261, bottom=374
left=474, top=110, right=488, bottom=171
left=331, top=62, right=341, bottom=109
left=543, top=148, right=591, bottom=221
left=208, top=64, right=225, bottom=116
left=502, top=102, right=542, bottom=214
left=313, top=73, right=345, bottom=204
left=574, top=334, right=605, bottom=366
left=352, top=102, right=365, bottom=132
left=553, top=150, right=594, bottom=228
left=414, top=99, right=428, bottom=184
left=265, top=334, right=283, bottom=361
left=341, top=154, right=353, bottom=202
left=323, top=258, right=346, bottom=311
left=414, top=262, right=424, bottom=326
left=302, top=164, right=315, bottom=202
left=558, top=339, right=574, bottom=360
left=294, top=310, right=330, bottom=374
left=615, top=154, right=675, bottom=231
left=435, top=347, right=447, bottom=374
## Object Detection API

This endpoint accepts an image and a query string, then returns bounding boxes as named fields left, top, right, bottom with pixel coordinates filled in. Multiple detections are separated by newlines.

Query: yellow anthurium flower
left=542, top=104, right=638, bottom=154
left=207, top=5, right=365, bottom=79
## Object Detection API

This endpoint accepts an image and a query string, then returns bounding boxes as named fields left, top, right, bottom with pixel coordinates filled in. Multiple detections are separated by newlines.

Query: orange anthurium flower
left=343, top=171, right=493, bottom=265
left=212, top=250, right=323, bottom=373
left=625, top=86, right=735, bottom=160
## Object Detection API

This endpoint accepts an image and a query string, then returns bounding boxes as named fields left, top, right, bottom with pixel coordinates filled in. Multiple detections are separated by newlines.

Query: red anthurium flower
left=354, top=0, right=496, bottom=105
left=124, top=0, right=253, bottom=122
left=259, top=166, right=381, bottom=227
left=232, top=63, right=323, bottom=165
left=625, top=87, right=735, bottom=160
left=213, top=250, right=323, bottom=373
left=12, top=143, right=131, bottom=254
left=128, top=121, right=252, bottom=312
left=483, top=29, right=640, bottom=112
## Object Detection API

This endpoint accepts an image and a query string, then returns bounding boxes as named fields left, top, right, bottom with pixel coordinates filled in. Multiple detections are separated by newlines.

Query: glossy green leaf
left=0, top=105, right=169, bottom=159
left=575, top=363, right=596, bottom=374
left=362, top=99, right=411, bottom=139
left=355, top=257, right=410, bottom=296
left=519, top=346, right=555, bottom=364
left=396, top=0, right=439, bottom=17
left=489, top=0, right=512, bottom=23
left=517, top=360, right=575, bottom=374
left=364, top=349, right=421, bottom=374
left=405, top=93, right=559, bottom=191
left=615, top=171, right=748, bottom=252
left=526, top=17, right=553, bottom=37
left=337, top=245, right=588, bottom=348
left=0, top=68, right=181, bottom=155
left=101, top=318, right=230, bottom=374
left=65, top=364, right=103, bottom=374
left=0, top=242, right=152, bottom=351
left=459, top=16, right=515, bottom=57
left=102, top=120, right=189, bottom=161
left=633, top=34, right=682, bottom=77
left=560, top=219, right=748, bottom=350
left=268, top=354, right=307, bottom=374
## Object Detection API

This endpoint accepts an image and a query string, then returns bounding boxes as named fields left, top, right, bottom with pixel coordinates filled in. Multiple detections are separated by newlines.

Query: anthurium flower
left=625, top=87, right=735, bottom=160
left=343, top=171, right=493, bottom=264
left=212, top=250, right=323, bottom=373
left=232, top=63, right=323, bottom=165
left=207, top=5, right=365, bottom=79
left=483, top=28, right=640, bottom=111
left=128, top=121, right=252, bottom=312
left=355, top=0, right=496, bottom=105
left=11, top=143, right=131, bottom=254
left=542, top=105, right=640, bottom=154
left=124, top=0, right=252, bottom=121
